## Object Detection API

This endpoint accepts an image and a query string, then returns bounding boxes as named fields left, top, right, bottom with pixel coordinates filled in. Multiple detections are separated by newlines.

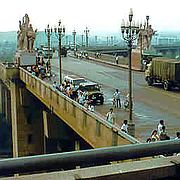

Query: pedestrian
left=151, top=129, right=159, bottom=142
left=121, top=120, right=128, bottom=133
left=115, top=56, right=119, bottom=64
left=106, top=108, right=116, bottom=124
left=175, top=132, right=180, bottom=140
left=77, top=91, right=85, bottom=105
left=124, top=93, right=129, bottom=109
left=52, top=81, right=58, bottom=89
left=113, top=89, right=121, bottom=108
left=157, top=120, right=165, bottom=135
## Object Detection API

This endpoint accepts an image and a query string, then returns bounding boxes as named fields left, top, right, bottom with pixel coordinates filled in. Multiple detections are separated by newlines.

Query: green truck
left=145, top=57, right=180, bottom=90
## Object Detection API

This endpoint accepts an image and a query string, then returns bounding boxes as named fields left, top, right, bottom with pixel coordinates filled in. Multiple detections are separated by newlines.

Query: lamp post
left=146, top=15, right=149, bottom=29
left=111, top=36, right=114, bottom=46
left=81, top=34, right=84, bottom=47
left=139, top=23, right=144, bottom=71
left=72, top=29, right=76, bottom=55
left=45, top=24, right=53, bottom=73
left=84, top=27, right=90, bottom=47
left=107, top=36, right=109, bottom=46
left=54, top=20, right=65, bottom=85
left=121, top=8, right=139, bottom=136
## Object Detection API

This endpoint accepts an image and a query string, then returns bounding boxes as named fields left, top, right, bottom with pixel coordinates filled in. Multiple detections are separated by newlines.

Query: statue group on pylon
left=17, top=14, right=37, bottom=52
left=137, top=23, right=155, bottom=50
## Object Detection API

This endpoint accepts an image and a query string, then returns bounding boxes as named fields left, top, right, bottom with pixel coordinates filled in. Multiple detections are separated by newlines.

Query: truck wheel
left=163, top=81, right=171, bottom=91
left=146, top=77, right=153, bottom=86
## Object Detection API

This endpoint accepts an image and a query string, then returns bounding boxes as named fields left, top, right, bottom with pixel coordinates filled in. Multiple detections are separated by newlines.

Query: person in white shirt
left=106, top=108, right=116, bottom=124
left=157, top=120, right=165, bottom=135
left=78, top=91, right=85, bottom=105
left=121, top=120, right=128, bottom=133
left=113, top=89, right=121, bottom=108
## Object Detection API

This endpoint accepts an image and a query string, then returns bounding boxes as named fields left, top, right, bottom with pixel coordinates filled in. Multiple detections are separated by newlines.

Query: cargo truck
left=145, top=57, right=180, bottom=91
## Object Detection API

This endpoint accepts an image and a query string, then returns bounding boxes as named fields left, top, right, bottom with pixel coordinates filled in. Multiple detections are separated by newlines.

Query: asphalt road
left=51, top=53, right=180, bottom=141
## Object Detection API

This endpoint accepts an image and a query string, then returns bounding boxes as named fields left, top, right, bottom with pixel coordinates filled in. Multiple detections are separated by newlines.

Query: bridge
left=1, top=59, right=180, bottom=180
left=0, top=62, right=139, bottom=157
left=84, top=44, right=180, bottom=58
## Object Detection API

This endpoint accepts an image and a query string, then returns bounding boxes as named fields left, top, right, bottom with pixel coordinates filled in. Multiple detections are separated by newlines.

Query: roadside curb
left=68, top=54, right=143, bottom=72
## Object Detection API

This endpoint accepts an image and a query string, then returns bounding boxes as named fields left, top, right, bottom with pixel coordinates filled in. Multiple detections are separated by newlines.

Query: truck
left=145, top=57, right=180, bottom=91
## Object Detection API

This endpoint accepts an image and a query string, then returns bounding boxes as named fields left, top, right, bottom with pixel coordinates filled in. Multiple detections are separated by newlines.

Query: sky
left=1, top=0, right=180, bottom=35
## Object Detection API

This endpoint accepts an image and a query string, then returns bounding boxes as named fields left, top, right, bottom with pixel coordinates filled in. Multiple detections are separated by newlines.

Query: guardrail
left=0, top=140, right=179, bottom=177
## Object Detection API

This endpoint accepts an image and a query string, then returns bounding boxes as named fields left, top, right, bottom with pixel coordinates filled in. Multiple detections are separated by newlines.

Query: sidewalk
left=89, top=56, right=142, bottom=71
left=69, top=52, right=142, bottom=72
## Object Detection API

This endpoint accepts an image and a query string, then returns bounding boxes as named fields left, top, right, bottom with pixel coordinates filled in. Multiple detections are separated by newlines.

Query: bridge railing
left=19, top=67, right=139, bottom=148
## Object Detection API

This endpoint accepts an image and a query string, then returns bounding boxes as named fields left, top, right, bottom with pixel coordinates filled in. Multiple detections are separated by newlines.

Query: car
left=78, top=81, right=104, bottom=105
left=61, top=47, right=67, bottom=57
left=42, top=47, right=53, bottom=59
left=64, top=75, right=87, bottom=87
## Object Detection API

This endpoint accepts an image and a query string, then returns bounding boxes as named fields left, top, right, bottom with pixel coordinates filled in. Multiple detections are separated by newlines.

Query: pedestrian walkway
left=70, top=51, right=142, bottom=71
left=89, top=56, right=141, bottom=71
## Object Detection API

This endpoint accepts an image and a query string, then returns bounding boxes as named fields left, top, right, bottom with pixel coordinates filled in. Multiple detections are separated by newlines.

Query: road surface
left=51, top=53, right=180, bottom=141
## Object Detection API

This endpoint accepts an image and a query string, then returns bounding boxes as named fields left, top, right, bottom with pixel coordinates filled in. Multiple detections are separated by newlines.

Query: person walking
left=115, top=56, right=119, bottom=64
left=106, top=108, right=116, bottom=124
left=113, top=89, right=121, bottom=108
left=121, top=120, right=128, bottom=133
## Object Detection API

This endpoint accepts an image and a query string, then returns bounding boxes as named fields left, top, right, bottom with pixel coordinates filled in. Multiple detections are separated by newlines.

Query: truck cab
left=145, top=62, right=153, bottom=86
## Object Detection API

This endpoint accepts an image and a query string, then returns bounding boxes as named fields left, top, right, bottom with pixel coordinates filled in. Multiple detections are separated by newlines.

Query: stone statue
left=27, top=24, right=37, bottom=52
left=137, top=23, right=155, bottom=50
left=17, top=14, right=37, bottom=52
left=146, top=25, right=155, bottom=49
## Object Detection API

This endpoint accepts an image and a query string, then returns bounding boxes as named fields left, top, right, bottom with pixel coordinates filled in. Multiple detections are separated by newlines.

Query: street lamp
left=121, top=8, right=139, bottom=136
left=107, top=36, right=109, bottom=46
left=111, top=36, right=114, bottom=46
left=81, top=34, right=84, bottom=47
left=139, top=22, right=144, bottom=70
left=45, top=24, right=53, bottom=73
left=146, top=15, right=149, bottom=28
left=84, top=27, right=90, bottom=47
left=72, top=29, right=76, bottom=55
left=54, top=20, right=65, bottom=85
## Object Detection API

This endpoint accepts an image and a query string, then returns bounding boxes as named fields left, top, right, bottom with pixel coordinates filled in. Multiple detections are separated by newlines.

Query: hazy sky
left=1, top=0, right=180, bottom=34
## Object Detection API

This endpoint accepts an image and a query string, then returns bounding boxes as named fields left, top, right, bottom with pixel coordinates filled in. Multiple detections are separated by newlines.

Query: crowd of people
left=147, top=120, right=180, bottom=143
left=26, top=56, right=51, bottom=79
left=52, top=80, right=95, bottom=112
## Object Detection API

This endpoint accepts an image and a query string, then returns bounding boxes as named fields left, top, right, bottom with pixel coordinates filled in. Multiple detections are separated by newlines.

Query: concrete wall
left=10, top=80, right=44, bottom=157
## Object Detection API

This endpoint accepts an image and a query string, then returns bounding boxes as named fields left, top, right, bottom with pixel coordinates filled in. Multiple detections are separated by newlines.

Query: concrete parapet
left=0, top=63, right=19, bottom=82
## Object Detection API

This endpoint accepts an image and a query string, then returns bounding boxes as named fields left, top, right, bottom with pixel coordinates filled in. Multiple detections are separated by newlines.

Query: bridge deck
left=19, top=67, right=139, bottom=148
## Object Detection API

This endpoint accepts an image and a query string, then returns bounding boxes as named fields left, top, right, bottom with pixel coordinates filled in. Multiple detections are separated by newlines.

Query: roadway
left=50, top=52, right=180, bottom=141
